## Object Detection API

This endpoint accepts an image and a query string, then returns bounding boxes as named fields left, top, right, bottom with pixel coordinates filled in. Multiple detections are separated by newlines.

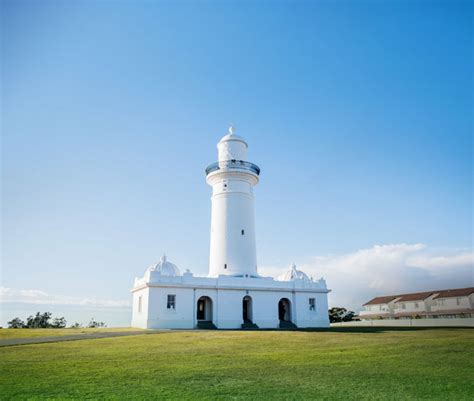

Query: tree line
left=7, top=312, right=106, bottom=329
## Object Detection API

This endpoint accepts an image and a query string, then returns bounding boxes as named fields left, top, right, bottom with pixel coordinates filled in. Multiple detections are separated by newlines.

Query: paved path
left=0, top=330, right=166, bottom=347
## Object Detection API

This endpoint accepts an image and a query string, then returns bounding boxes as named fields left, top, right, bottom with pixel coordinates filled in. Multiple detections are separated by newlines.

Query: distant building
left=131, top=128, right=330, bottom=329
left=360, top=287, right=474, bottom=320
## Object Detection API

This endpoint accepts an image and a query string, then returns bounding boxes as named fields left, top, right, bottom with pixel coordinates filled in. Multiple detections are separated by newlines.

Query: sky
left=1, top=0, right=472, bottom=327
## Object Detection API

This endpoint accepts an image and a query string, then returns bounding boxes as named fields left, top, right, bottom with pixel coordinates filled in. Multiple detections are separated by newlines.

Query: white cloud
left=0, top=287, right=131, bottom=308
left=259, top=244, right=474, bottom=312
left=407, top=252, right=473, bottom=269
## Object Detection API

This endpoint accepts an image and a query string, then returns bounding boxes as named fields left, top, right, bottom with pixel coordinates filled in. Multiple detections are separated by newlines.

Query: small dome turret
left=277, top=263, right=311, bottom=282
left=146, top=254, right=181, bottom=276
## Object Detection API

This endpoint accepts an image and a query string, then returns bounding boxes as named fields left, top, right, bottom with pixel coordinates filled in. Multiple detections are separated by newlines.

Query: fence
left=331, top=318, right=474, bottom=327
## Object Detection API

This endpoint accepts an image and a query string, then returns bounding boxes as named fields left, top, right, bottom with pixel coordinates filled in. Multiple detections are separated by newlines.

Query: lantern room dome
left=218, top=126, right=248, bottom=146
left=217, top=126, right=248, bottom=162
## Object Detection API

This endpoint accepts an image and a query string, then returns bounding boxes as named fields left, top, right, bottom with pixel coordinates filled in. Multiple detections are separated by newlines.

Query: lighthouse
left=205, top=127, right=260, bottom=278
left=131, top=125, right=330, bottom=330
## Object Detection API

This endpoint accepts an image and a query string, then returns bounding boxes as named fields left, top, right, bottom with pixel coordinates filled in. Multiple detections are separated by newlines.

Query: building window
left=456, top=298, right=460, bottom=306
left=241, top=229, right=245, bottom=235
left=167, top=294, right=176, bottom=310
left=309, top=298, right=316, bottom=311
left=138, top=296, right=142, bottom=313
left=414, top=302, right=419, bottom=309
left=438, top=299, right=445, bottom=306
left=401, top=303, right=406, bottom=309
left=224, top=264, right=227, bottom=269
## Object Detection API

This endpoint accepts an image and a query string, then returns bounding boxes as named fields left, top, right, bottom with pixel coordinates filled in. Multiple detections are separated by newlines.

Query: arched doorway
left=278, top=298, right=291, bottom=322
left=197, top=296, right=213, bottom=321
left=242, top=296, right=253, bottom=323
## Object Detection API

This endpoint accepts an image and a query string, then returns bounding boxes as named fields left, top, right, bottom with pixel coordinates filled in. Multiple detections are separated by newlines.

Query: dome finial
left=161, top=253, right=166, bottom=262
left=228, top=125, right=235, bottom=135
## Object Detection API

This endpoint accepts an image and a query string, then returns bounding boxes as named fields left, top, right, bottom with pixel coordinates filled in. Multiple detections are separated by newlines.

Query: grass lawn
left=0, top=327, right=140, bottom=340
left=1, top=328, right=473, bottom=400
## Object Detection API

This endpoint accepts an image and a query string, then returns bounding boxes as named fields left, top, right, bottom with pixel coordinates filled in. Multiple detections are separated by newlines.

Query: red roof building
left=359, top=287, right=474, bottom=320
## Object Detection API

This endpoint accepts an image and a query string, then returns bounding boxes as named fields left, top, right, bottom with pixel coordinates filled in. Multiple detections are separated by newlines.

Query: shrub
left=329, top=307, right=356, bottom=323
left=51, top=317, right=67, bottom=328
left=87, top=319, right=107, bottom=328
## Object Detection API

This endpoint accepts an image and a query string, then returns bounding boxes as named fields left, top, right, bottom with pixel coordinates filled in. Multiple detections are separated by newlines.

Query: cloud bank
left=260, top=244, right=473, bottom=312
left=0, top=287, right=131, bottom=308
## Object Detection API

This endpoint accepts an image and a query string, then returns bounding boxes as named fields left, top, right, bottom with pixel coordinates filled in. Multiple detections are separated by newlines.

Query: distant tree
left=8, top=317, right=26, bottom=328
left=51, top=317, right=67, bottom=328
left=26, top=312, right=53, bottom=328
left=87, top=319, right=106, bottom=328
left=70, top=322, right=82, bottom=328
left=8, top=312, right=70, bottom=329
left=329, top=307, right=356, bottom=323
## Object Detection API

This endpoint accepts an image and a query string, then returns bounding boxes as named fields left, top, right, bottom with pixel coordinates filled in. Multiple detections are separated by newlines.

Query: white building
left=359, top=287, right=474, bottom=320
left=131, top=127, right=330, bottom=329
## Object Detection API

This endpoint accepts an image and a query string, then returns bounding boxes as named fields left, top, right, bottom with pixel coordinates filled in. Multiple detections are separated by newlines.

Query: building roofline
left=363, top=287, right=474, bottom=306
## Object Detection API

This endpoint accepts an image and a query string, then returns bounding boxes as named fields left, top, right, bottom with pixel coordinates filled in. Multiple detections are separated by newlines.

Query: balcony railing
left=205, top=160, right=260, bottom=176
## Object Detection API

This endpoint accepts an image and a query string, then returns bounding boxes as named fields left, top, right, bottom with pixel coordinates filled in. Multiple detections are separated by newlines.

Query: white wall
left=431, top=295, right=472, bottom=311
left=145, top=287, right=196, bottom=329
left=332, top=318, right=474, bottom=327
left=394, top=300, right=429, bottom=313
left=131, top=287, right=149, bottom=328
left=131, top=284, right=330, bottom=329
left=362, top=304, right=391, bottom=313
left=295, top=292, right=330, bottom=328
left=208, top=181, right=258, bottom=278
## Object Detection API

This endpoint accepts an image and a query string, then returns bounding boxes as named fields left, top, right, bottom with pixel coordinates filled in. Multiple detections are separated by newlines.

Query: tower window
left=241, top=229, right=245, bottom=235
left=224, top=264, right=227, bottom=269
left=167, top=294, right=176, bottom=310
left=138, top=296, right=142, bottom=313
left=309, top=298, right=316, bottom=311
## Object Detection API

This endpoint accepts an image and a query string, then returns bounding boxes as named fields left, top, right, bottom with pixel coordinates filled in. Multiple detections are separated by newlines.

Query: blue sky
left=1, top=0, right=472, bottom=326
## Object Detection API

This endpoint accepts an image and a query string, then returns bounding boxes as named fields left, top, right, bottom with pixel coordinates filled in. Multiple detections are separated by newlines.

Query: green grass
left=1, top=328, right=473, bottom=400
left=0, top=327, right=139, bottom=340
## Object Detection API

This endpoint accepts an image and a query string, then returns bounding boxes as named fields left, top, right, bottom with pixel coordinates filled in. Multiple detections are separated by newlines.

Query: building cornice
left=131, top=281, right=330, bottom=294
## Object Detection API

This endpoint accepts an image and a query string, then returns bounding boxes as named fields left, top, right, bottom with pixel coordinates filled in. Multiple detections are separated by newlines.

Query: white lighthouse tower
left=205, top=126, right=260, bottom=278
left=131, top=126, right=330, bottom=330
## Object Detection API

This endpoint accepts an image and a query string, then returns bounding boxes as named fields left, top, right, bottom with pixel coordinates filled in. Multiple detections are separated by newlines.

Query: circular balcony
left=205, top=160, right=260, bottom=176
